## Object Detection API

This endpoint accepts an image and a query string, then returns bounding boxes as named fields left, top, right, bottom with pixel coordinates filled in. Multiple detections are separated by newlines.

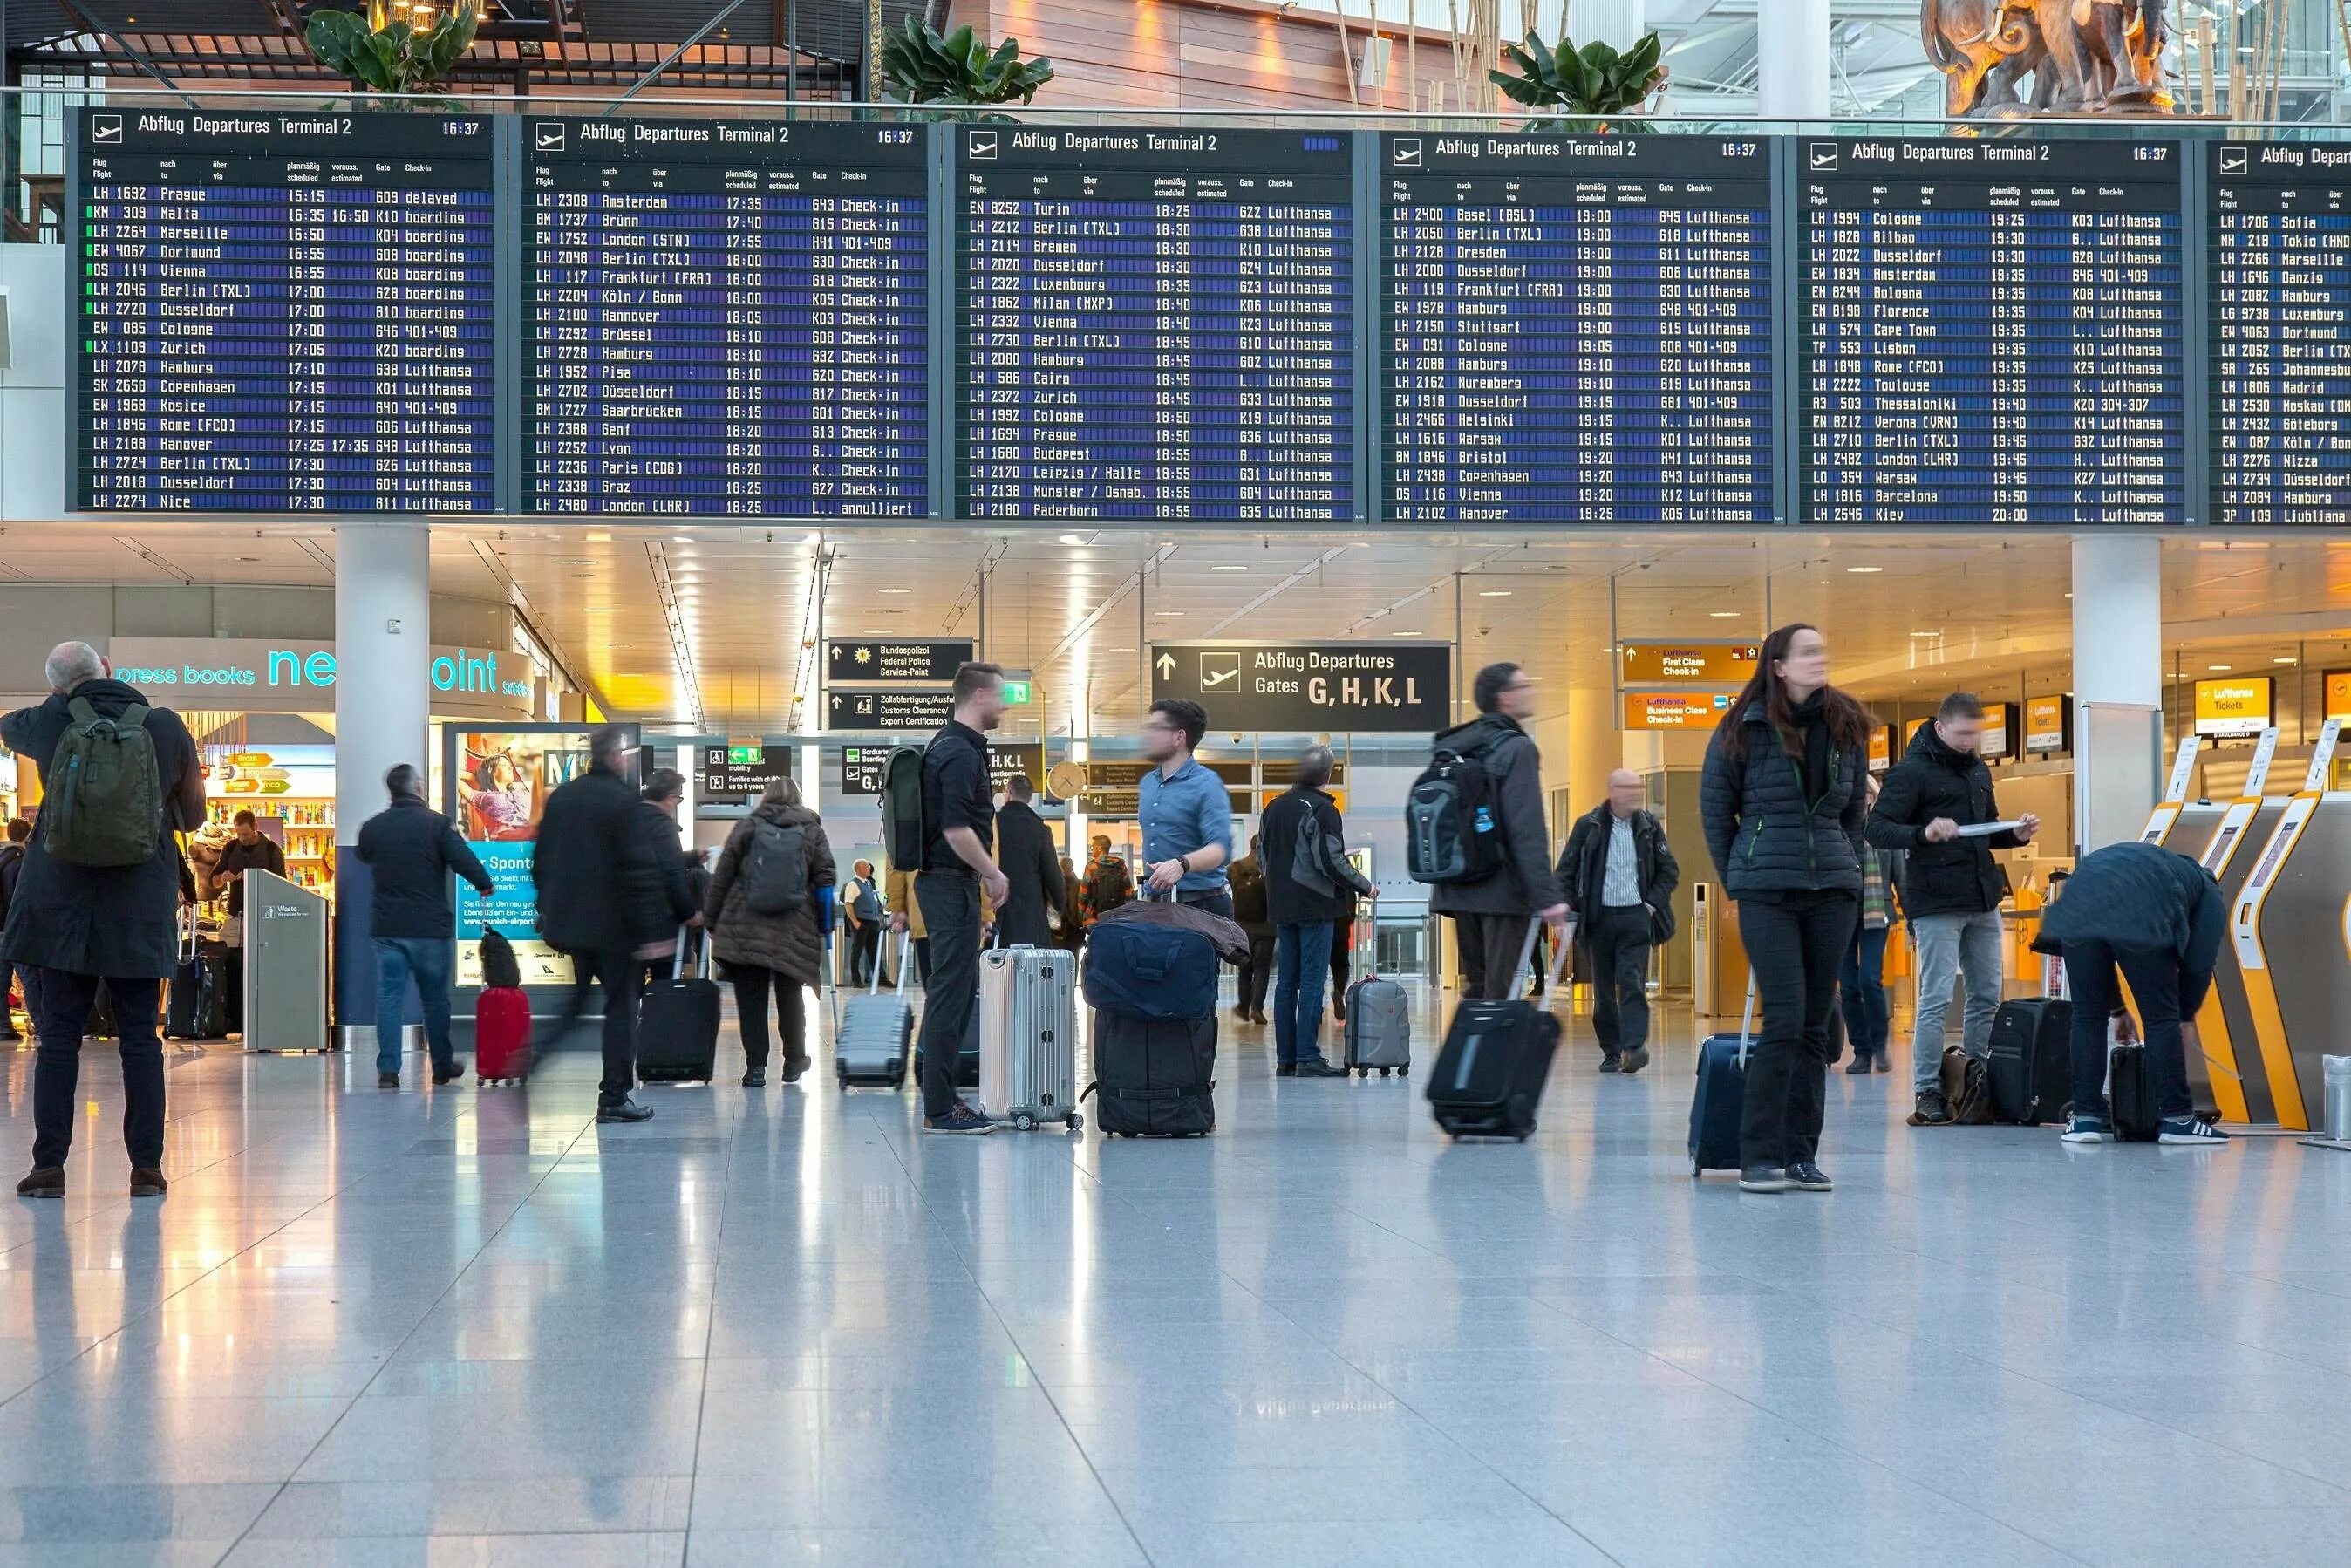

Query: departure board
left=1382, top=133, right=1774, bottom=523
left=957, top=127, right=1353, bottom=522
left=1800, top=138, right=2184, bottom=526
left=527, top=119, right=928, bottom=516
left=75, top=108, right=495, bottom=513
left=2210, top=140, right=2351, bottom=524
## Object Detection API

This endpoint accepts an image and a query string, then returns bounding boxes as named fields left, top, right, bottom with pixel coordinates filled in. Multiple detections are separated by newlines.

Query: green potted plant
left=878, top=17, right=1055, bottom=106
left=306, top=0, right=481, bottom=95
left=1490, top=29, right=1668, bottom=129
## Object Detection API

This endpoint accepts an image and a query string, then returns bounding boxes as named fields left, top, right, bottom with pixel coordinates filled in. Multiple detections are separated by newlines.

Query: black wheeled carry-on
left=1086, top=1009, right=1216, bottom=1136
left=1689, top=976, right=1756, bottom=1176
left=1987, top=998, right=2072, bottom=1125
left=1427, top=921, right=1564, bottom=1141
left=837, top=930, right=915, bottom=1087
left=637, top=928, right=721, bottom=1084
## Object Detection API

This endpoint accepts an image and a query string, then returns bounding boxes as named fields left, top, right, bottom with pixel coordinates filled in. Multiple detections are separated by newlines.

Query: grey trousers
left=1910, top=910, right=2005, bottom=1094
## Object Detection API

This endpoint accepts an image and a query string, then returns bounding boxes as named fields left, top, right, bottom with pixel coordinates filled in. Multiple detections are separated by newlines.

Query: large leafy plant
left=1491, top=30, right=1668, bottom=122
left=879, top=18, right=1055, bottom=106
left=306, top=0, right=481, bottom=94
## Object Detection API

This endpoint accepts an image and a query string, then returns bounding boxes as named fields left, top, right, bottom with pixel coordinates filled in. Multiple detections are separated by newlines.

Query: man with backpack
left=1556, top=769, right=1680, bottom=1075
left=535, top=726, right=659, bottom=1125
left=0, top=818, right=29, bottom=1042
left=896, top=661, right=1009, bottom=1135
left=356, top=763, right=494, bottom=1089
left=6, top=641, right=205, bottom=1199
left=1261, top=743, right=1373, bottom=1076
left=1417, top=662, right=1568, bottom=1001
left=1081, top=834, right=1132, bottom=928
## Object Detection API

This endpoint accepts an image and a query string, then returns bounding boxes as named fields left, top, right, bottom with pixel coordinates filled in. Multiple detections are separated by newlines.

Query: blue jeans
left=1839, top=922, right=1892, bottom=1058
left=1274, top=920, right=1336, bottom=1067
left=375, top=937, right=455, bottom=1076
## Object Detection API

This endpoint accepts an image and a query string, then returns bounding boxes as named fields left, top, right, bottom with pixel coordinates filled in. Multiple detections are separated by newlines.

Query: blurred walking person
left=705, top=776, right=835, bottom=1087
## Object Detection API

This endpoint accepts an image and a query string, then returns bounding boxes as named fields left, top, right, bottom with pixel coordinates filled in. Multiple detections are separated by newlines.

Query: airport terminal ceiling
left=6, top=522, right=2351, bottom=733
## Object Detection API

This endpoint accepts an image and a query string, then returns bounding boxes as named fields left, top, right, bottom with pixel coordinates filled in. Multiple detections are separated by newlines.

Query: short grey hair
left=44, top=641, right=103, bottom=694
left=1297, top=743, right=1336, bottom=789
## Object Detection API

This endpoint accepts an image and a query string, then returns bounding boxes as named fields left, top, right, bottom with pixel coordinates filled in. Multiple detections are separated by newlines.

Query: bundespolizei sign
left=1149, top=643, right=1449, bottom=733
left=825, top=639, right=974, bottom=685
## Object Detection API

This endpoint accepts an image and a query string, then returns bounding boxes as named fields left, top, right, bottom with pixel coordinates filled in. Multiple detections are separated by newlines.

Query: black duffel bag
left=1084, top=1009, right=1215, bottom=1137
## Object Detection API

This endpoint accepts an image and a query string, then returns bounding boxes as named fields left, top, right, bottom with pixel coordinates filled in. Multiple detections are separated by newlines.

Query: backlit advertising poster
left=446, top=726, right=617, bottom=986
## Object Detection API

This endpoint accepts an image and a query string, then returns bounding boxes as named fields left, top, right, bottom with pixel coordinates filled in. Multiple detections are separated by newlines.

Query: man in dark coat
left=1227, top=835, right=1273, bottom=1026
left=211, top=808, right=286, bottom=1037
left=992, top=773, right=1064, bottom=949
left=1428, top=663, right=1567, bottom=1001
left=1866, top=692, right=2040, bottom=1124
left=1557, top=768, right=1680, bottom=1074
left=356, top=763, right=493, bottom=1089
left=0, top=818, right=29, bottom=1042
left=1261, top=744, right=1373, bottom=1075
left=535, top=726, right=658, bottom=1123
left=5, top=641, right=204, bottom=1198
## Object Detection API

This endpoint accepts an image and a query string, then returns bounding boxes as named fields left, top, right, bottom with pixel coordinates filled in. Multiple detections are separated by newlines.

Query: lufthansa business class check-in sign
left=1150, top=644, right=1449, bottom=733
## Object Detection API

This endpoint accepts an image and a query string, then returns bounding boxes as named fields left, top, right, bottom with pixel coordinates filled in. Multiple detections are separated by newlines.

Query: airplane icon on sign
left=1198, top=652, right=1242, bottom=692
left=535, top=123, right=566, bottom=152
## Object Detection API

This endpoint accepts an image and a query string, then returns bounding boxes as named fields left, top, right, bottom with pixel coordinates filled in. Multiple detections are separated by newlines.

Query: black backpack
left=1407, top=737, right=1505, bottom=883
left=739, top=816, right=810, bottom=916
left=479, top=925, right=523, bottom=990
left=880, top=746, right=926, bottom=873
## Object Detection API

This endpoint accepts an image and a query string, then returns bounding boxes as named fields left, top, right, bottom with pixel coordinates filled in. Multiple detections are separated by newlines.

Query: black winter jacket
left=992, top=799, right=1065, bottom=949
left=1864, top=724, right=2020, bottom=918
left=0, top=680, right=206, bottom=979
left=533, top=764, right=638, bottom=955
left=1425, top=714, right=1564, bottom=917
left=621, top=801, right=698, bottom=953
left=2035, top=844, right=2226, bottom=1011
left=356, top=794, right=492, bottom=940
left=1700, top=705, right=1868, bottom=897
left=1557, top=804, right=1680, bottom=938
left=1262, top=784, right=1373, bottom=926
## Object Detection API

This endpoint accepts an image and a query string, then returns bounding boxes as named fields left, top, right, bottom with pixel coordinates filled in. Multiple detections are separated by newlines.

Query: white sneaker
left=2157, top=1115, right=2230, bottom=1145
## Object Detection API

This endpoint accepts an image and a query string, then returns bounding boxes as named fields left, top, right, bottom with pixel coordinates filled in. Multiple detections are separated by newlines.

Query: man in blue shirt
left=1137, top=698, right=1235, bottom=918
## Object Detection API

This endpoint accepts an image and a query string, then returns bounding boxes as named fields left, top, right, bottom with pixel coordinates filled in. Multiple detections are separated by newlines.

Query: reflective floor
left=5, top=997, right=2351, bottom=1567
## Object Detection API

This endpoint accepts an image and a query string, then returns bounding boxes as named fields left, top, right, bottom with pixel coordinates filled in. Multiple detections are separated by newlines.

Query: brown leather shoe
left=17, top=1166, right=64, bottom=1199
left=128, top=1167, right=168, bottom=1197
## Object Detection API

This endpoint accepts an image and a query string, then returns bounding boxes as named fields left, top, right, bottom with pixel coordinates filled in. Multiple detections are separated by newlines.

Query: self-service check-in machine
left=2226, top=719, right=2346, bottom=1130
left=2138, top=729, right=2286, bottom=1123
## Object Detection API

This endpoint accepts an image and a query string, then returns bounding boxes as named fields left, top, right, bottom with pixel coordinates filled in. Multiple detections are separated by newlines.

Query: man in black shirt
left=897, top=661, right=1009, bottom=1133
left=214, top=808, right=287, bottom=1036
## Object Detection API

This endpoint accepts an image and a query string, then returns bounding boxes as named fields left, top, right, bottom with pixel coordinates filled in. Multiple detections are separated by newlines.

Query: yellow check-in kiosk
left=2138, top=729, right=2286, bottom=1123
left=2226, top=719, right=2346, bottom=1131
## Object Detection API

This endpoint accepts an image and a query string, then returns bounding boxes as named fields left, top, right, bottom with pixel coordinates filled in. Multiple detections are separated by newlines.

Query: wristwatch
left=1176, top=853, right=1192, bottom=875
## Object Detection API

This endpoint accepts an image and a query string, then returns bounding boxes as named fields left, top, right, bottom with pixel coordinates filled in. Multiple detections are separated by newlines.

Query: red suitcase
left=476, top=985, right=533, bottom=1084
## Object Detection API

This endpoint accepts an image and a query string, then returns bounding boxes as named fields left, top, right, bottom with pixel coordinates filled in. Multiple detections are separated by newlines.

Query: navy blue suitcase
left=1689, top=980, right=1755, bottom=1176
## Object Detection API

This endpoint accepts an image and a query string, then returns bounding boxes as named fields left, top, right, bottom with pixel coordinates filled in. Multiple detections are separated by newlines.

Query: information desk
left=74, top=108, right=495, bottom=513
left=1380, top=133, right=1774, bottom=524
left=1799, top=138, right=2184, bottom=527
left=525, top=118, right=930, bottom=517
left=956, top=126, right=1354, bottom=523
left=2209, top=141, right=2351, bottom=525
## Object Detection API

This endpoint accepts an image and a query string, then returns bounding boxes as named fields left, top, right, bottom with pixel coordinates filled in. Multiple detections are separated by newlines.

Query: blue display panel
left=75, top=108, right=495, bottom=513
left=957, top=127, right=1353, bottom=522
left=1800, top=138, right=2184, bottom=526
left=526, top=119, right=928, bottom=516
left=2210, top=141, right=2351, bottom=524
left=1380, top=133, right=1774, bottom=525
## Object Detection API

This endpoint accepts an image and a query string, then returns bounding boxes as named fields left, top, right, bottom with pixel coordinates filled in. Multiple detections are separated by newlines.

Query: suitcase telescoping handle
left=1736, top=972, right=1757, bottom=1071
left=671, top=924, right=712, bottom=982
left=1518, top=915, right=1573, bottom=1008
left=874, top=926, right=913, bottom=998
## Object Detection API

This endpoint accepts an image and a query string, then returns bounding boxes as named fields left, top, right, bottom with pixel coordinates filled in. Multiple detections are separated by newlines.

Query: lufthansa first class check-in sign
left=1151, top=644, right=1451, bottom=733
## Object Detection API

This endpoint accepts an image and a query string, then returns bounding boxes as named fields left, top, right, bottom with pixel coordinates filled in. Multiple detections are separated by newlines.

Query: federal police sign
left=1149, top=643, right=1450, bottom=734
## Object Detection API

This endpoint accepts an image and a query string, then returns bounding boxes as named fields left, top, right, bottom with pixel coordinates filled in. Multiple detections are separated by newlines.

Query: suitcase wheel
left=1380, top=1067, right=1392, bottom=1078
left=1355, top=1067, right=1367, bottom=1078
left=1013, top=1112, right=1037, bottom=1132
left=1398, top=1065, right=1408, bottom=1079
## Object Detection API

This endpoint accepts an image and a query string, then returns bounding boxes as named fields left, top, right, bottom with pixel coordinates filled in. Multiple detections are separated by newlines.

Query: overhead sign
left=2025, top=693, right=2072, bottom=753
left=828, top=687, right=955, bottom=731
left=1623, top=692, right=1729, bottom=731
left=989, top=743, right=1044, bottom=794
left=108, top=637, right=536, bottom=719
left=838, top=744, right=889, bottom=798
left=825, top=639, right=973, bottom=685
left=696, top=743, right=790, bottom=801
left=1149, top=643, right=1449, bottom=733
left=2194, top=676, right=2273, bottom=739
left=1618, top=642, right=1761, bottom=686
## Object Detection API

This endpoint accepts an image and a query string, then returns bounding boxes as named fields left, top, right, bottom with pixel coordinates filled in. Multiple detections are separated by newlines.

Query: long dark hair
left=1716, top=622, right=1874, bottom=762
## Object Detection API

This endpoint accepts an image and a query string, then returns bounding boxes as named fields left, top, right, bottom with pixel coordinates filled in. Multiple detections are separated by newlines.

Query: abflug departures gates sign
left=1150, top=643, right=1450, bottom=733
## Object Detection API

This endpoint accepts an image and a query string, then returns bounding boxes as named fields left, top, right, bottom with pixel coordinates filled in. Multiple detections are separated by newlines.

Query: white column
left=2072, top=535, right=2164, bottom=850
left=1570, top=0, right=1646, bottom=47
left=1756, top=0, right=1832, bottom=119
left=335, top=523, right=433, bottom=836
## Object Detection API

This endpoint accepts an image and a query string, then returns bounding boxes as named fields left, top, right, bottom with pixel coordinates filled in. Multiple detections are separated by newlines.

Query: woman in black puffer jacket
left=1700, top=623, right=1875, bottom=1194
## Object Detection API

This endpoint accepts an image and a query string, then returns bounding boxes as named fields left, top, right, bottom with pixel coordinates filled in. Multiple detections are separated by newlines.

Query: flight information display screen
left=1799, top=138, right=2184, bottom=526
left=957, top=126, right=1353, bottom=522
left=527, top=119, right=928, bottom=516
left=75, top=108, right=495, bottom=513
left=1380, top=133, right=1774, bottom=524
left=2209, top=140, right=2351, bottom=524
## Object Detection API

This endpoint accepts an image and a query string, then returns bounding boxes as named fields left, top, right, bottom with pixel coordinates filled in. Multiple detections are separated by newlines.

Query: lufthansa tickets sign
left=1149, top=644, right=1450, bottom=733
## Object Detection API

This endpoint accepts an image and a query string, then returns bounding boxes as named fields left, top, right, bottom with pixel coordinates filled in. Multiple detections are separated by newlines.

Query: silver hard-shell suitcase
left=835, top=931, right=914, bottom=1088
left=978, top=944, right=1081, bottom=1131
left=1342, top=904, right=1412, bottom=1077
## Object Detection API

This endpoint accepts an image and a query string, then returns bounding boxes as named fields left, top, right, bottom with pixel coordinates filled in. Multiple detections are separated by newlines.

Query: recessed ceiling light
left=878, top=587, right=911, bottom=595
left=1708, top=610, right=1740, bottom=618
left=1154, top=610, right=1185, bottom=617
left=1846, top=565, right=1884, bottom=575
left=1908, top=630, right=1942, bottom=638
left=1479, top=590, right=1512, bottom=597
left=1059, top=533, right=1096, bottom=547
left=1392, top=630, right=1426, bottom=637
left=2208, top=664, right=2232, bottom=672
left=2274, top=656, right=2298, bottom=665
left=1105, top=646, right=1134, bottom=653
left=862, top=627, right=893, bottom=634
left=1211, top=564, right=1247, bottom=572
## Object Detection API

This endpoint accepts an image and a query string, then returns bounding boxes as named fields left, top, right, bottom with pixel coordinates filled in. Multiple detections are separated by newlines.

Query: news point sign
left=1149, top=642, right=1449, bottom=733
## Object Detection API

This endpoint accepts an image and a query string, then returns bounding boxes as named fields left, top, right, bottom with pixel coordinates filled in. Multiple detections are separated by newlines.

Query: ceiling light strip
left=1201, top=546, right=1350, bottom=637
left=1038, top=542, right=1180, bottom=672
left=648, top=542, right=707, bottom=732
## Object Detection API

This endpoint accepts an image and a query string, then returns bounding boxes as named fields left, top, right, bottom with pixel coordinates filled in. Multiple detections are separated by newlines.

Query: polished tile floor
left=3, top=993, right=2349, bottom=1568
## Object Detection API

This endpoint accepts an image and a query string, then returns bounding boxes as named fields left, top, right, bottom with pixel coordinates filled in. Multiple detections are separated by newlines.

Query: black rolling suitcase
left=1428, top=922, right=1564, bottom=1142
left=637, top=929, right=721, bottom=1084
left=1986, top=998, right=2072, bottom=1125
left=1085, top=1009, right=1216, bottom=1136
left=1689, top=977, right=1755, bottom=1176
